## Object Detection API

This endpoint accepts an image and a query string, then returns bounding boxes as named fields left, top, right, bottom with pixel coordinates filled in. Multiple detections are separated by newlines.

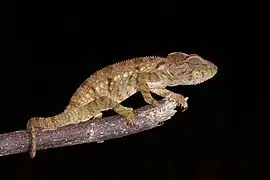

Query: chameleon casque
left=26, top=52, right=218, bottom=158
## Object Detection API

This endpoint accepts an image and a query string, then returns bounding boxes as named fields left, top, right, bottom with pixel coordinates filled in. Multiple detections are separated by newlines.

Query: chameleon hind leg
left=150, top=88, right=188, bottom=111
left=27, top=96, right=135, bottom=158
left=83, top=96, right=135, bottom=124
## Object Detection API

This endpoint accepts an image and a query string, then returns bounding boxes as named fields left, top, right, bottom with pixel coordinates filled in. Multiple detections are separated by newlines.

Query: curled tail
left=26, top=118, right=37, bottom=158
left=26, top=106, right=97, bottom=158
left=26, top=111, right=74, bottom=158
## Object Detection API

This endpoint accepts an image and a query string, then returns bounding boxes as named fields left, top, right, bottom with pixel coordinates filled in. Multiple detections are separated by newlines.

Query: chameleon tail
left=26, top=116, right=60, bottom=158
left=26, top=118, right=37, bottom=158
left=26, top=109, right=81, bottom=158
left=26, top=106, right=98, bottom=158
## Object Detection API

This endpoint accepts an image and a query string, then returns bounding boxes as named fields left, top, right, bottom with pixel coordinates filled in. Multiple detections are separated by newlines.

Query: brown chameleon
left=26, top=52, right=218, bottom=158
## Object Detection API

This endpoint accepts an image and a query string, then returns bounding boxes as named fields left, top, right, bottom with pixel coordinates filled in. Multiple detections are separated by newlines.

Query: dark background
left=2, top=1, right=269, bottom=179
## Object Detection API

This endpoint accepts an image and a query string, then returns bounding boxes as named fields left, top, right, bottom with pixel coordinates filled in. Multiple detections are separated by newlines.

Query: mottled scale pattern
left=69, top=56, right=168, bottom=107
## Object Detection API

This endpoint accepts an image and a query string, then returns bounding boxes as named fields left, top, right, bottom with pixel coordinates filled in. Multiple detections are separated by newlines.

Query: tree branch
left=0, top=100, right=179, bottom=157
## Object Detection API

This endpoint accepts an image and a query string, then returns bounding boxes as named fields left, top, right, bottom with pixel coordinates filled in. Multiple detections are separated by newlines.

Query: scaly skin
left=27, top=52, right=218, bottom=158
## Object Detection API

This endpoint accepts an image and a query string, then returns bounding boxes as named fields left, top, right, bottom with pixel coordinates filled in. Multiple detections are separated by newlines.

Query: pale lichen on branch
left=0, top=100, right=178, bottom=157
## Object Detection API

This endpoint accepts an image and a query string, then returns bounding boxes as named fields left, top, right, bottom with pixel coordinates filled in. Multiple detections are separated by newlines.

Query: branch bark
left=0, top=100, right=179, bottom=157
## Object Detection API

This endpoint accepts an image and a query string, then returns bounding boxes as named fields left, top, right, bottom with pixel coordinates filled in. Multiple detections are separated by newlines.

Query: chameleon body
left=27, top=52, right=218, bottom=158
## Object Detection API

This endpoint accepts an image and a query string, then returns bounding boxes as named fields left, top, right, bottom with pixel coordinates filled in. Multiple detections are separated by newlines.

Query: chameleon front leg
left=150, top=88, right=188, bottom=111
left=136, top=73, right=159, bottom=107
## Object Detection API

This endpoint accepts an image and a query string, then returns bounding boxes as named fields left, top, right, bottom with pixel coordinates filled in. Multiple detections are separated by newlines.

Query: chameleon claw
left=150, top=100, right=160, bottom=108
left=181, top=106, right=188, bottom=112
left=181, top=97, right=188, bottom=112
left=164, top=93, right=189, bottom=112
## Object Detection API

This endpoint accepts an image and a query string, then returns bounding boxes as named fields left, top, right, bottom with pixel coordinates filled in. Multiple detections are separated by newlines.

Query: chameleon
left=26, top=52, right=218, bottom=158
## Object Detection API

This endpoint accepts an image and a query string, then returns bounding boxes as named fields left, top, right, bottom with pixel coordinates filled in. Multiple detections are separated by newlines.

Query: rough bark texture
left=0, top=100, right=178, bottom=157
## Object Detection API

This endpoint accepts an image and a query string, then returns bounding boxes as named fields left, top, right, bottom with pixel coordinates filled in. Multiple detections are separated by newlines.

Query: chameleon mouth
left=192, top=66, right=218, bottom=85
left=211, top=64, right=218, bottom=76
left=206, top=66, right=218, bottom=80
left=208, top=60, right=218, bottom=76
left=208, top=67, right=218, bottom=80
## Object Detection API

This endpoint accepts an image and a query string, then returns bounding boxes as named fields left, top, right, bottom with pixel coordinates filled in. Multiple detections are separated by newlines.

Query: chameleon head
left=166, top=52, right=218, bottom=85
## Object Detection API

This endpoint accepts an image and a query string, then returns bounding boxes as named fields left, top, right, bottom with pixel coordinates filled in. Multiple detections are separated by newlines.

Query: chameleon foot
left=147, top=99, right=159, bottom=107
left=114, top=106, right=136, bottom=125
left=149, top=88, right=188, bottom=111
left=165, top=93, right=189, bottom=111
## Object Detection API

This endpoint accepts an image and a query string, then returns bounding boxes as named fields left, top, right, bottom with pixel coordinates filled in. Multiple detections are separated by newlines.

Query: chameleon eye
left=188, top=58, right=201, bottom=69
left=189, top=57, right=201, bottom=64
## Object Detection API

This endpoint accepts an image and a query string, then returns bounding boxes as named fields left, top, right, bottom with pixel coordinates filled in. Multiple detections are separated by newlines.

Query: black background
left=2, top=1, right=269, bottom=179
